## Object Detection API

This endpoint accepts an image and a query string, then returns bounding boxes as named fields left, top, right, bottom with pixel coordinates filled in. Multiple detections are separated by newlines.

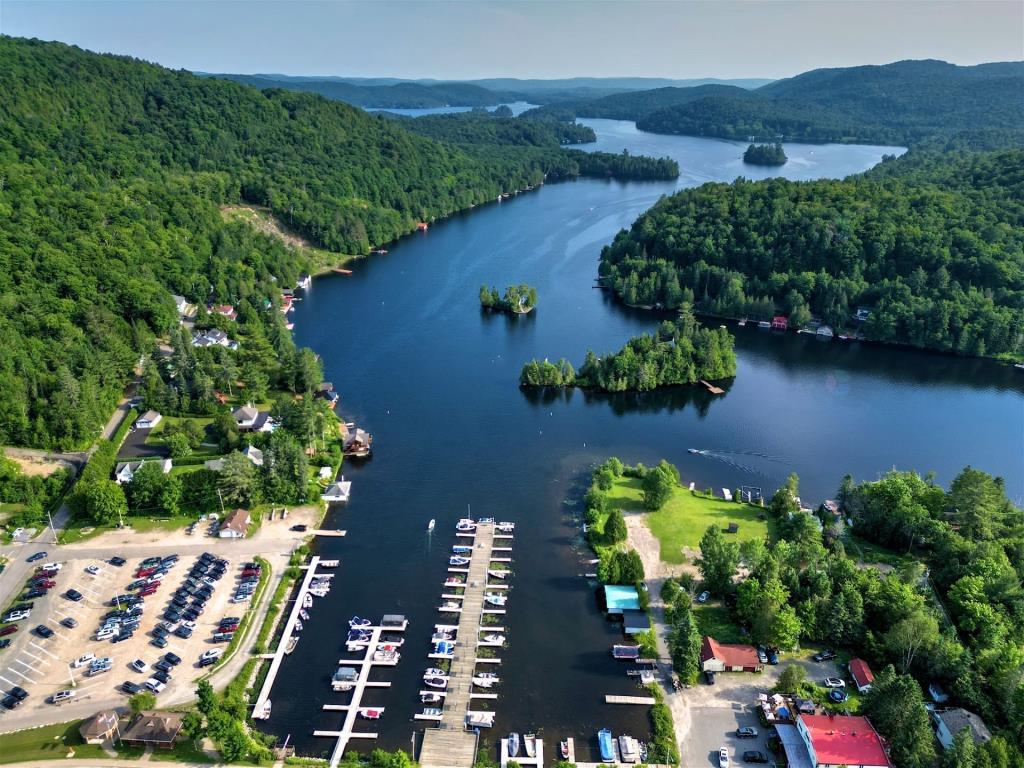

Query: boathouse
left=622, top=609, right=651, bottom=635
left=603, top=585, right=641, bottom=616
left=700, top=636, right=763, bottom=672
left=772, top=315, right=789, bottom=331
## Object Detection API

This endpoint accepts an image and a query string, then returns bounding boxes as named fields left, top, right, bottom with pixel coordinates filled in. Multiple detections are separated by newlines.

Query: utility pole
left=217, top=489, right=226, bottom=516
left=47, top=507, right=58, bottom=544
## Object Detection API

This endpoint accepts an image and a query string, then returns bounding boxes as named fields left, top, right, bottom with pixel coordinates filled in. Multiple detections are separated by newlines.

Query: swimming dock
left=318, top=618, right=409, bottom=768
left=419, top=520, right=510, bottom=768
left=252, top=555, right=322, bottom=718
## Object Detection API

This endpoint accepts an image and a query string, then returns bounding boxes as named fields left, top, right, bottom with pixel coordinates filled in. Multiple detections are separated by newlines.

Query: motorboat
left=449, top=556, right=470, bottom=566
left=433, top=641, right=455, bottom=655
left=481, top=633, right=505, bottom=644
left=560, top=740, right=570, bottom=759
left=455, top=519, right=476, bottom=532
left=294, top=619, right=303, bottom=632
left=612, top=644, right=641, bottom=660
left=347, top=629, right=371, bottom=642
left=253, top=699, right=271, bottom=720
left=487, top=569, right=510, bottom=579
left=472, top=673, right=500, bottom=688
left=423, top=676, right=447, bottom=689
left=432, top=630, right=455, bottom=642
left=478, top=517, right=494, bottom=524
left=619, top=735, right=639, bottom=763
left=427, top=519, right=435, bottom=531
left=424, top=667, right=446, bottom=677
left=758, top=320, right=771, bottom=329
left=299, top=609, right=310, bottom=621
left=302, top=593, right=313, bottom=608
left=422, top=707, right=443, bottom=717
left=421, top=692, right=444, bottom=704
left=440, top=601, right=461, bottom=611
left=496, top=521, right=515, bottom=532
left=445, top=576, right=465, bottom=586
left=484, top=594, right=507, bottom=607
left=465, top=712, right=494, bottom=728
left=359, top=708, right=382, bottom=720
left=738, top=318, right=747, bottom=327
left=285, top=637, right=298, bottom=655
left=452, top=545, right=472, bottom=554
left=524, top=734, right=537, bottom=757
left=598, top=729, right=615, bottom=762
left=507, top=733, right=520, bottom=757
left=332, top=666, right=359, bottom=691
left=373, top=649, right=400, bottom=662
left=349, top=616, right=371, bottom=628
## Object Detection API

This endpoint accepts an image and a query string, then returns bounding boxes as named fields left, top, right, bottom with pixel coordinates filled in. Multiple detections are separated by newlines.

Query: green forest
left=0, top=37, right=674, bottom=450
left=479, top=284, right=537, bottom=314
left=520, top=306, right=736, bottom=391
left=743, top=143, right=787, bottom=165
left=599, top=150, right=1024, bottom=358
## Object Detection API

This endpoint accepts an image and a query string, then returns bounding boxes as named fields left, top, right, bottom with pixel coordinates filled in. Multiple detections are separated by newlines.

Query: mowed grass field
left=608, top=476, right=777, bottom=564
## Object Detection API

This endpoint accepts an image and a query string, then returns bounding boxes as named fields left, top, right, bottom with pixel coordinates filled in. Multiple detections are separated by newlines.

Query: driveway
left=116, top=427, right=167, bottom=460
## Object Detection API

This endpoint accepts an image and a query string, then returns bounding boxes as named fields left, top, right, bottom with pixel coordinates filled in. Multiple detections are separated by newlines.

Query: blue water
left=368, top=100, right=537, bottom=117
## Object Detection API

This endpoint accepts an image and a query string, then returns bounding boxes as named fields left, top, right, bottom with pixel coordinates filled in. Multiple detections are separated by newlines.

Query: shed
left=603, top=585, right=640, bottom=616
left=699, top=636, right=762, bottom=672
left=218, top=508, right=251, bottom=539
left=622, top=609, right=651, bottom=635
left=849, top=658, right=874, bottom=693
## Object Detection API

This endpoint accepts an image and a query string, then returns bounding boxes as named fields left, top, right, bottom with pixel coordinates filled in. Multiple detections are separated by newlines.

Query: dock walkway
left=419, top=522, right=503, bottom=768
left=252, top=555, right=321, bottom=717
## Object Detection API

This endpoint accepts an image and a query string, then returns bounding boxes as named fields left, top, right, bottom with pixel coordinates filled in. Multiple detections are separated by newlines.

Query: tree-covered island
left=743, top=142, right=788, bottom=165
left=479, top=284, right=538, bottom=314
left=519, top=306, right=736, bottom=391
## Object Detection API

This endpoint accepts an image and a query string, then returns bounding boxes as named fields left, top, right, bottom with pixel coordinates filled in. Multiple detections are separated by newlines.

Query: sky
left=1, top=0, right=1021, bottom=80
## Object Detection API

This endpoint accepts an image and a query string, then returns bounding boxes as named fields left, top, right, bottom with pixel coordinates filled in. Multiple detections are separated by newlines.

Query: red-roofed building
left=796, top=714, right=891, bottom=768
left=699, top=636, right=762, bottom=673
left=772, top=315, right=789, bottom=330
left=850, top=658, right=875, bottom=693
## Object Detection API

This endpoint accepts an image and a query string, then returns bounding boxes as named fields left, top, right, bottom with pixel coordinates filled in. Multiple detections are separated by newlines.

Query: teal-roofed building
left=604, top=585, right=640, bottom=615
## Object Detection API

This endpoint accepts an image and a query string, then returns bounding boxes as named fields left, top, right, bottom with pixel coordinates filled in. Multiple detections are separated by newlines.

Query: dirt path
left=623, top=511, right=690, bottom=760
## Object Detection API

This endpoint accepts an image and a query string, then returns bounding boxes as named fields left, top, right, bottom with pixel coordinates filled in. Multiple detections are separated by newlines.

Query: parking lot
left=0, top=551, right=257, bottom=720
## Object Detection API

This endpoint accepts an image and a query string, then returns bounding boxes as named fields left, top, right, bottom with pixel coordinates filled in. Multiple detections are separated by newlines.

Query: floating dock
left=319, top=619, right=409, bottom=768
left=419, top=521, right=509, bottom=768
left=252, top=555, right=322, bottom=718
left=499, top=737, right=544, bottom=767
left=700, top=379, right=724, bottom=395
left=604, top=694, right=657, bottom=705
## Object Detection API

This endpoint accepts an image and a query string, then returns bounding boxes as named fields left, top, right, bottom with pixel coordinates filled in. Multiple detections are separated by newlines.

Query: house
left=204, top=458, right=226, bottom=472
left=211, top=304, right=238, bottom=321
left=233, top=405, right=273, bottom=432
left=134, top=410, right=162, bottom=430
left=192, top=329, right=236, bottom=349
left=699, top=636, right=763, bottom=672
left=321, top=478, right=352, bottom=504
left=816, top=325, right=834, bottom=339
left=171, top=294, right=189, bottom=315
left=849, top=658, right=874, bottom=693
left=121, top=710, right=184, bottom=749
left=242, top=446, right=264, bottom=467
left=772, top=315, right=789, bottom=331
left=79, top=709, right=120, bottom=744
left=854, top=306, right=872, bottom=322
left=603, top=585, right=641, bottom=616
left=622, top=609, right=651, bottom=636
left=114, top=459, right=172, bottom=485
left=821, top=499, right=840, bottom=518
left=933, top=708, right=991, bottom=750
left=218, top=508, right=251, bottom=539
left=786, top=713, right=891, bottom=768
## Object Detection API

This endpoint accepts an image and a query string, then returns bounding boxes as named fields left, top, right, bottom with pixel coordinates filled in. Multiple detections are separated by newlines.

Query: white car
left=88, top=662, right=112, bottom=677
left=51, top=690, right=76, bottom=705
left=41, top=562, right=63, bottom=571
left=94, top=628, right=116, bottom=641
left=3, top=609, right=31, bottom=622
left=85, top=565, right=101, bottom=575
left=199, top=649, right=222, bottom=662
left=129, top=659, right=148, bottom=673
left=824, top=677, right=846, bottom=689
left=72, top=653, right=96, bottom=669
left=719, top=747, right=730, bottom=768
left=11, top=527, right=24, bottom=539
left=181, top=620, right=197, bottom=630
left=144, top=678, right=166, bottom=693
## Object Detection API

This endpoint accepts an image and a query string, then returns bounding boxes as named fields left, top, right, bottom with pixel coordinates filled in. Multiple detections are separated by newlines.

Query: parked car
left=65, top=589, right=83, bottom=602
left=60, top=617, right=78, bottom=629
left=766, top=648, right=779, bottom=665
left=34, top=624, right=54, bottom=638
left=0, top=625, right=18, bottom=637
left=10, top=686, right=29, bottom=701
left=129, top=659, right=148, bottom=673
left=1, top=695, right=21, bottom=710
left=73, top=653, right=96, bottom=669
left=164, top=652, right=181, bottom=666
left=26, top=551, right=47, bottom=563
left=697, top=590, right=710, bottom=603
left=0, top=639, right=11, bottom=649
left=736, top=727, right=758, bottom=739
left=108, top=556, right=127, bottom=567
left=829, top=689, right=849, bottom=703
left=41, top=562, right=63, bottom=571
left=85, top=565, right=101, bottom=575
left=743, top=751, right=768, bottom=763
left=174, top=625, right=193, bottom=639
left=121, top=681, right=141, bottom=694
left=704, top=670, right=716, bottom=685
left=151, top=670, right=171, bottom=685
left=824, top=677, right=846, bottom=688
left=150, top=636, right=168, bottom=649
left=756, top=647, right=768, bottom=664
left=813, top=649, right=838, bottom=662
left=23, top=588, right=46, bottom=600
left=112, top=631, right=134, bottom=644
left=50, top=689, right=76, bottom=705
left=291, top=524, right=307, bottom=532
left=143, top=679, right=166, bottom=694
left=719, top=747, right=730, bottom=768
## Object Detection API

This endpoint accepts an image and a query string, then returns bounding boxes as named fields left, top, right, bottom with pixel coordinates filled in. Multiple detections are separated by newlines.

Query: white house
left=218, top=509, right=251, bottom=539
left=242, top=446, right=264, bottom=467
left=134, top=410, right=162, bottom=430
left=934, top=709, right=991, bottom=750
left=192, top=329, right=237, bottom=349
left=114, top=459, right=172, bottom=485
left=321, top=477, right=352, bottom=504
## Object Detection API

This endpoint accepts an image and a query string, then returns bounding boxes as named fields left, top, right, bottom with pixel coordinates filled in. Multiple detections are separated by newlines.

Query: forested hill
left=210, top=73, right=515, bottom=108
left=598, top=149, right=1024, bottom=359
left=531, top=59, right=1024, bottom=149
left=0, top=36, right=667, bottom=449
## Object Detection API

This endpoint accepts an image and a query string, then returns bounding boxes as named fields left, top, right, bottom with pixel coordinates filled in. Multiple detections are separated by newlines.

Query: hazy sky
left=2, top=0, right=1021, bottom=80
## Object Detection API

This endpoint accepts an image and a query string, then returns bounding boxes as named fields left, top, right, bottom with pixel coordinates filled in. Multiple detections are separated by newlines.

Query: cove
left=258, top=122, right=1024, bottom=762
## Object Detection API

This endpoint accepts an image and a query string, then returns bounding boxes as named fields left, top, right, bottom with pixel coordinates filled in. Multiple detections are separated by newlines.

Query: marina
left=418, top=519, right=512, bottom=768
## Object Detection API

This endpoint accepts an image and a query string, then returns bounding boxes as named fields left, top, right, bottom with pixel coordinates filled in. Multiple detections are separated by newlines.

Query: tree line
left=743, top=143, right=787, bottom=165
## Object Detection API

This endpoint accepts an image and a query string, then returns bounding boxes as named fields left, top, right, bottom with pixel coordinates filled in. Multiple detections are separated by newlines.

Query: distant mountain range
left=204, top=73, right=773, bottom=108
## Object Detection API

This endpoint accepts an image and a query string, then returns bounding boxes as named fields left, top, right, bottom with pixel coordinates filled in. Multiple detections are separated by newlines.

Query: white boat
left=478, top=517, right=494, bottom=524
left=427, top=519, right=435, bottom=531
left=359, top=708, right=382, bottom=720
left=421, top=692, right=444, bottom=704
left=560, top=740, right=570, bottom=759
left=738, top=318, right=747, bottom=327
left=299, top=609, right=310, bottom=621
left=332, top=667, right=359, bottom=691
left=424, top=676, right=447, bottom=689
left=466, top=712, right=494, bottom=728
left=496, top=521, right=515, bottom=531
left=373, top=649, right=400, bottom=662
left=455, top=519, right=476, bottom=532
left=487, top=569, right=510, bottom=579
left=424, top=667, right=446, bottom=677
left=507, top=733, right=521, bottom=757
left=294, top=619, right=303, bottom=632
left=619, top=735, right=639, bottom=763
left=482, top=633, right=505, bottom=644
left=285, top=637, right=298, bottom=655
left=472, top=674, right=500, bottom=688
left=524, top=733, right=537, bottom=757
left=422, top=707, right=443, bottom=717
left=253, top=699, right=271, bottom=719
left=444, top=576, right=465, bottom=586
left=440, top=601, right=461, bottom=611
left=302, top=593, right=313, bottom=608
left=349, top=616, right=372, bottom=628
left=484, top=594, right=507, bottom=607
left=449, top=556, right=470, bottom=566
left=432, top=630, right=455, bottom=642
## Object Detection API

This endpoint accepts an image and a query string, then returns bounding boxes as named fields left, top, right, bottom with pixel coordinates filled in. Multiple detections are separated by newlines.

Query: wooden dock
left=500, top=737, right=544, bottom=767
left=419, top=521, right=508, bottom=768
left=310, top=529, right=347, bottom=537
left=700, top=379, right=725, bottom=395
left=320, top=620, right=409, bottom=768
left=252, top=555, right=321, bottom=718
left=604, top=694, right=656, bottom=705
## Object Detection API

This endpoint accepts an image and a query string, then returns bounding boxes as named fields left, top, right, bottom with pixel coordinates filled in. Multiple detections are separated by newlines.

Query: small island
left=520, top=305, right=736, bottom=391
left=480, top=284, right=537, bottom=314
left=743, top=142, right=788, bottom=165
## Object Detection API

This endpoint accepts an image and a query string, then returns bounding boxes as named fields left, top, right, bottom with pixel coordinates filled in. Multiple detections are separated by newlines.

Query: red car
left=0, top=625, right=18, bottom=637
left=35, top=580, right=56, bottom=589
left=135, top=567, right=156, bottom=578
left=36, top=569, right=58, bottom=579
left=138, top=588, right=157, bottom=598
left=241, top=570, right=261, bottom=579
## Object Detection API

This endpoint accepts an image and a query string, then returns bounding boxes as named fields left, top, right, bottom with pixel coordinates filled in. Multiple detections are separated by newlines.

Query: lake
left=258, top=122, right=1024, bottom=762
left=368, top=100, right=537, bottom=117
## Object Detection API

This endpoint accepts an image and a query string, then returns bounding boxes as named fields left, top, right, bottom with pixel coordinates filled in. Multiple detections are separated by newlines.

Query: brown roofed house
left=121, top=710, right=184, bottom=748
left=79, top=709, right=120, bottom=744
left=218, top=508, right=251, bottom=539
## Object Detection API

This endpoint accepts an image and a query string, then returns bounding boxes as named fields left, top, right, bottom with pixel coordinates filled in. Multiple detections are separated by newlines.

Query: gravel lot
left=0, top=551, right=252, bottom=722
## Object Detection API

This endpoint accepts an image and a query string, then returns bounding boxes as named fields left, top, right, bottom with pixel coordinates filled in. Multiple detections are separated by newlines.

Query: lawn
left=0, top=720, right=134, bottom=763
left=144, top=416, right=222, bottom=457
left=149, top=738, right=216, bottom=763
left=693, top=603, right=746, bottom=644
left=609, top=477, right=777, bottom=564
